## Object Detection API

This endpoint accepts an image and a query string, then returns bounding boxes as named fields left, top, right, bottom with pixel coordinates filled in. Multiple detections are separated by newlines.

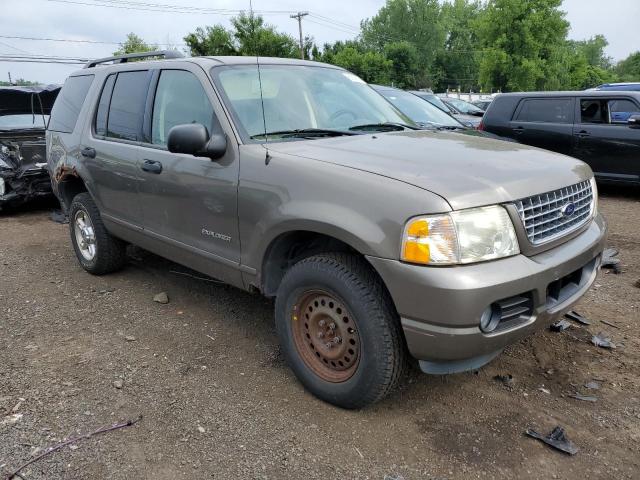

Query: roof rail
left=84, top=50, right=184, bottom=69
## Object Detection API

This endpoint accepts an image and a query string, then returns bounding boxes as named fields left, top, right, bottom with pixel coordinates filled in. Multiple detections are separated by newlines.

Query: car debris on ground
left=601, top=247, right=622, bottom=274
left=550, top=319, right=572, bottom=332
left=565, top=310, right=591, bottom=325
left=569, top=393, right=598, bottom=402
left=525, top=426, right=579, bottom=455
left=591, top=333, right=616, bottom=349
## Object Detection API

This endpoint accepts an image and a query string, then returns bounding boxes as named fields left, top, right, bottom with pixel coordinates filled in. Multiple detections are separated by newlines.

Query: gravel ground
left=1, top=188, right=639, bottom=480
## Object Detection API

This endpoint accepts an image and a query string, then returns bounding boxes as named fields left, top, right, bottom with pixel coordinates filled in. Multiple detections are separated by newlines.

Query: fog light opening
left=480, top=304, right=501, bottom=333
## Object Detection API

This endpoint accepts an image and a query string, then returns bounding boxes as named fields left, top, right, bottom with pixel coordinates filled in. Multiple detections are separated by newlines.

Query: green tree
left=231, top=13, right=299, bottom=57
left=384, top=41, right=420, bottom=88
left=436, top=0, right=482, bottom=91
left=476, top=0, right=570, bottom=92
left=360, top=0, right=444, bottom=86
left=616, top=51, right=640, bottom=82
left=330, top=46, right=392, bottom=84
left=184, top=26, right=236, bottom=56
left=113, top=33, right=158, bottom=56
left=184, top=13, right=299, bottom=58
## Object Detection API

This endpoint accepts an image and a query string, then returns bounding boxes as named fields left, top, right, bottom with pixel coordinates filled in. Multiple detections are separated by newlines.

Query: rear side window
left=48, top=75, right=94, bottom=133
left=106, top=71, right=150, bottom=141
left=94, top=74, right=116, bottom=136
left=608, top=99, right=640, bottom=124
left=151, top=70, right=215, bottom=146
left=514, top=98, right=573, bottom=124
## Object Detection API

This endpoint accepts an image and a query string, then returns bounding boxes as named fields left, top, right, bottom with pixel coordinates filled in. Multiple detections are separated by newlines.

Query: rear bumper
left=367, top=214, right=607, bottom=371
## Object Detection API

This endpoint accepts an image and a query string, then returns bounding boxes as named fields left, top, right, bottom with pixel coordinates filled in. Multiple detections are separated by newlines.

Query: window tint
left=608, top=99, right=640, bottom=124
left=151, top=70, right=214, bottom=146
left=106, top=71, right=149, bottom=141
left=48, top=75, right=94, bottom=133
left=515, top=98, right=573, bottom=123
left=94, top=74, right=116, bottom=136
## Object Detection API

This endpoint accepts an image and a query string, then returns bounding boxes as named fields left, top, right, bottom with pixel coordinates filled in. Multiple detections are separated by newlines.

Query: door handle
left=81, top=147, right=96, bottom=158
left=512, top=126, right=525, bottom=134
left=141, top=159, right=163, bottom=174
left=576, top=130, right=591, bottom=138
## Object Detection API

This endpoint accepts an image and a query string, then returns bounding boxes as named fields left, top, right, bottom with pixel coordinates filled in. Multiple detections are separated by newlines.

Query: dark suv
left=481, top=91, right=640, bottom=184
left=47, top=52, right=606, bottom=408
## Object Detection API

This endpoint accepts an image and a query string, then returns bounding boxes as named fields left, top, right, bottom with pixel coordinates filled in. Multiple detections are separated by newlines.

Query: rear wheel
left=69, top=192, right=127, bottom=275
left=275, top=253, right=406, bottom=409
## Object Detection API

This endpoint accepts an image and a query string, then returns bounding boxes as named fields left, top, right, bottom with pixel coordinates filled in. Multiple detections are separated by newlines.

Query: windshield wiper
left=250, top=128, right=358, bottom=140
left=348, top=122, right=420, bottom=132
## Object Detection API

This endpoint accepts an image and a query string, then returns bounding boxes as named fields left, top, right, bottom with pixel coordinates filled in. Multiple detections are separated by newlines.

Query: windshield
left=0, top=114, right=49, bottom=129
left=411, top=92, right=450, bottom=113
left=375, top=88, right=462, bottom=128
left=444, top=98, right=484, bottom=114
left=212, top=65, right=414, bottom=141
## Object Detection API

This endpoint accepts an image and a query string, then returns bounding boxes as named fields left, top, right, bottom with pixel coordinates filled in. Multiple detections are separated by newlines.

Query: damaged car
left=0, top=84, right=61, bottom=210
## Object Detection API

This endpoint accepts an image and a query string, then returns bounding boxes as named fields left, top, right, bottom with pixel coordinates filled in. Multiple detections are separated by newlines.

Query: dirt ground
left=1, top=188, right=639, bottom=480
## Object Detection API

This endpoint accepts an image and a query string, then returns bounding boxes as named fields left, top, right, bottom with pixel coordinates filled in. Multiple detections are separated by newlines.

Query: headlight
left=0, top=177, right=5, bottom=197
left=590, top=176, right=598, bottom=217
left=401, top=205, right=520, bottom=265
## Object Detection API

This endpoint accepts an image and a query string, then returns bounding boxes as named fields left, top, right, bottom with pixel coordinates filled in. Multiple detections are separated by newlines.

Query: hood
left=266, top=130, right=592, bottom=210
left=0, top=84, right=61, bottom=116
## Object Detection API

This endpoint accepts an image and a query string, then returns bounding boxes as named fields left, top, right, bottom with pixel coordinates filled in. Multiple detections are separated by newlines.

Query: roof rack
left=84, top=50, right=184, bottom=69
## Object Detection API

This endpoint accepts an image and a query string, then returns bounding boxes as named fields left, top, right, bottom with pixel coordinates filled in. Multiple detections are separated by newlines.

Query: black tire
left=275, top=253, right=406, bottom=409
left=69, top=192, right=127, bottom=275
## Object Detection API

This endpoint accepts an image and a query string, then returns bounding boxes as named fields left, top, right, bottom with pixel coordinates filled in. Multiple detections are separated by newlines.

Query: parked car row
left=45, top=52, right=607, bottom=408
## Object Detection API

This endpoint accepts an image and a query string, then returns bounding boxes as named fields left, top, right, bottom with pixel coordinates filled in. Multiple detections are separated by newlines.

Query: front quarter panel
left=238, top=144, right=451, bottom=278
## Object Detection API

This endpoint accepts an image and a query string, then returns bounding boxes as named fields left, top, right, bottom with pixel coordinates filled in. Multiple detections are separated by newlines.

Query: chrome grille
left=515, top=180, right=593, bottom=245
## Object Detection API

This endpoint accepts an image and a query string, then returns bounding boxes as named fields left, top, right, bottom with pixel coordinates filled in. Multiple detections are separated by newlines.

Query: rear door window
left=48, top=75, right=94, bottom=133
left=94, top=74, right=116, bottom=136
left=514, top=98, right=573, bottom=123
left=608, top=99, right=640, bottom=124
left=106, top=71, right=150, bottom=141
left=151, top=70, right=215, bottom=146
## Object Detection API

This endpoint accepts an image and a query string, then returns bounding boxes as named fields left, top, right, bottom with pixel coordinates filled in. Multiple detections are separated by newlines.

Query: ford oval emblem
left=561, top=202, right=576, bottom=217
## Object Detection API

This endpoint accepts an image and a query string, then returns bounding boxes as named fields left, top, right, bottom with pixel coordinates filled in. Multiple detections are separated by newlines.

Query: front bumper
left=367, top=213, right=607, bottom=373
left=0, top=168, right=52, bottom=208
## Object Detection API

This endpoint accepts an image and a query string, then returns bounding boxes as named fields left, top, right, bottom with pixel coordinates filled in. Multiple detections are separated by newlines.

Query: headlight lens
left=401, top=205, right=520, bottom=265
left=590, top=176, right=598, bottom=217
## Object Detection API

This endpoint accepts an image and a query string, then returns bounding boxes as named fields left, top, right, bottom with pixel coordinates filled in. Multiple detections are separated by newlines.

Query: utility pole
left=290, top=11, right=309, bottom=60
left=8, top=71, right=12, bottom=85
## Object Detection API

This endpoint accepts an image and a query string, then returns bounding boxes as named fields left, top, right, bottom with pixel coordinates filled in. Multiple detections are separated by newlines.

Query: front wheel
left=275, top=253, right=406, bottom=409
left=69, top=192, right=127, bottom=275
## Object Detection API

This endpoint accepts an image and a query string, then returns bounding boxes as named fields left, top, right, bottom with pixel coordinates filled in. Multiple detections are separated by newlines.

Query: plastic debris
left=525, top=426, right=579, bottom=455
left=592, top=333, right=616, bottom=349
left=584, top=381, right=601, bottom=390
left=601, top=248, right=621, bottom=274
left=569, top=393, right=597, bottom=402
left=550, top=319, right=571, bottom=332
left=565, top=310, right=591, bottom=325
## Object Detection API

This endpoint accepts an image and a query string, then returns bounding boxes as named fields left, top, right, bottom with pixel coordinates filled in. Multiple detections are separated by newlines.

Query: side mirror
left=167, top=123, right=227, bottom=160
left=628, top=114, right=640, bottom=129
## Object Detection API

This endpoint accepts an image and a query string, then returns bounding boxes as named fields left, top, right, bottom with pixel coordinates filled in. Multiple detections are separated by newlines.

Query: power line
left=0, top=34, right=184, bottom=47
left=46, top=0, right=297, bottom=15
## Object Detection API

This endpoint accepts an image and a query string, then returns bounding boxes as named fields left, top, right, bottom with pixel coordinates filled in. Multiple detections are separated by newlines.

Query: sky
left=0, top=0, right=638, bottom=84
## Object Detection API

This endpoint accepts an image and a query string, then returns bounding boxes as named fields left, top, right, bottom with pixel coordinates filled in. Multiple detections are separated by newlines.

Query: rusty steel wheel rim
left=291, top=290, right=360, bottom=383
